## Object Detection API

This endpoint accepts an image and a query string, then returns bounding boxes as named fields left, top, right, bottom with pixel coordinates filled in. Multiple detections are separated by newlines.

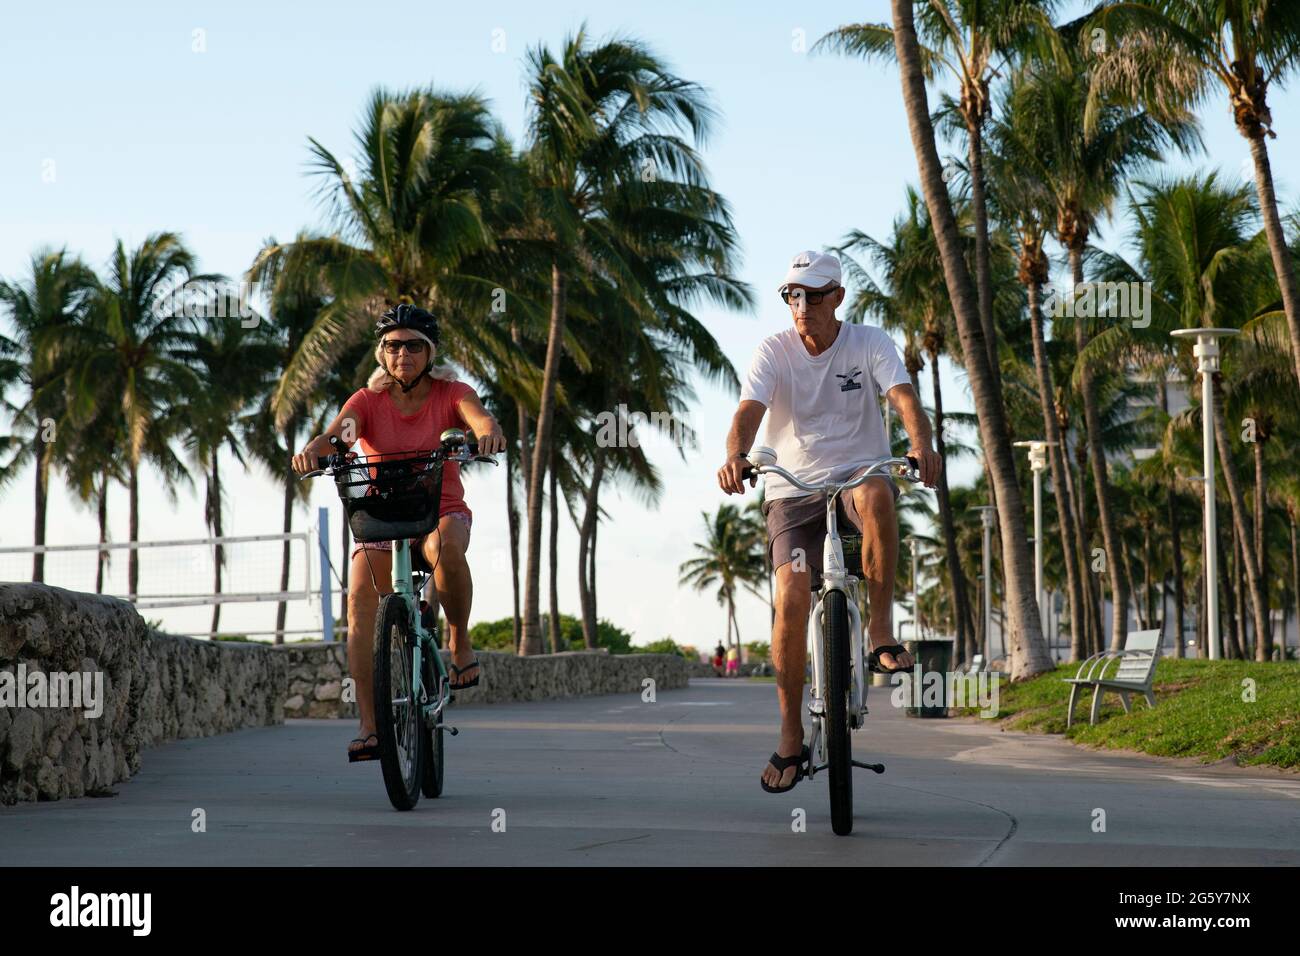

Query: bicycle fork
left=808, top=583, right=873, bottom=776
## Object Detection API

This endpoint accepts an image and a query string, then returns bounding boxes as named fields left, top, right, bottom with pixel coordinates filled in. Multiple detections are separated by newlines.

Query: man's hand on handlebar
left=717, top=453, right=756, bottom=495
left=908, top=445, right=943, bottom=488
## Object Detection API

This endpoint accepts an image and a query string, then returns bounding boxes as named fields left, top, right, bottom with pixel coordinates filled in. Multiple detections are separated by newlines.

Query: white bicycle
left=741, top=447, right=922, bottom=836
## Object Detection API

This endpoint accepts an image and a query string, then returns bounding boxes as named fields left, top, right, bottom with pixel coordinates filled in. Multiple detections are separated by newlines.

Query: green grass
left=953, top=659, right=1300, bottom=770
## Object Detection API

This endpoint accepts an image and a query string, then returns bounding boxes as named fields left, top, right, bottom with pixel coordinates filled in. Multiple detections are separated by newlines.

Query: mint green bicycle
left=304, top=428, right=495, bottom=810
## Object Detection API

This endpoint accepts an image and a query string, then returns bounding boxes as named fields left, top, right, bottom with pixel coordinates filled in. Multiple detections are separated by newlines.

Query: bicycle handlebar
left=298, top=435, right=497, bottom=481
left=739, top=455, right=921, bottom=492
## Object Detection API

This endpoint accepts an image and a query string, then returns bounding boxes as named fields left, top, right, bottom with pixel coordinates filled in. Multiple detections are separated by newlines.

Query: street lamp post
left=1014, top=440, right=1050, bottom=654
left=1171, top=328, right=1239, bottom=661
left=972, top=505, right=997, bottom=658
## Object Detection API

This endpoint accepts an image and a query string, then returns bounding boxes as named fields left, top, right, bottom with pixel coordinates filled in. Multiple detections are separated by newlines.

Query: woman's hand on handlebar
left=475, top=420, right=507, bottom=456
left=292, top=435, right=334, bottom=476
left=717, top=453, right=756, bottom=495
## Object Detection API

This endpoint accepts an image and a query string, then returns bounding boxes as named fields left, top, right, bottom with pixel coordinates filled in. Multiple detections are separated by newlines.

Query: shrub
left=467, top=614, right=634, bottom=654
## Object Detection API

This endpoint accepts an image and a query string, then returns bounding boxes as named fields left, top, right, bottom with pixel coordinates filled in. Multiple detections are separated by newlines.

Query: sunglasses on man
left=780, top=285, right=839, bottom=305
left=382, top=339, right=428, bottom=355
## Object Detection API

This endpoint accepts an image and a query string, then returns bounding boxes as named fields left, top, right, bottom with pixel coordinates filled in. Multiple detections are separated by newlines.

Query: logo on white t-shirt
left=836, top=367, right=863, bottom=392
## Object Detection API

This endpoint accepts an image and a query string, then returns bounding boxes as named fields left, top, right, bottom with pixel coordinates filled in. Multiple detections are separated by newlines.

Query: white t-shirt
left=739, top=322, right=911, bottom=501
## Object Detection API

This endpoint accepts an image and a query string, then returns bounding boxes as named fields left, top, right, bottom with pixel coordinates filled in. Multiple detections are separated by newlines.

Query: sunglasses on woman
left=382, top=339, right=428, bottom=355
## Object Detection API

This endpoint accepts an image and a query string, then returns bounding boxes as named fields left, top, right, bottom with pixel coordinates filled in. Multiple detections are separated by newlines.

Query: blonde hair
left=366, top=330, right=460, bottom=392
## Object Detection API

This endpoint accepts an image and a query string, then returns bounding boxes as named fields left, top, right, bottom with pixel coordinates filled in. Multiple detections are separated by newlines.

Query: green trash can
left=901, top=636, right=954, bottom=718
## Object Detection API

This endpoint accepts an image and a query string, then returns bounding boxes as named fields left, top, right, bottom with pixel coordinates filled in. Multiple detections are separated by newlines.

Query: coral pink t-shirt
left=342, top=379, right=477, bottom=519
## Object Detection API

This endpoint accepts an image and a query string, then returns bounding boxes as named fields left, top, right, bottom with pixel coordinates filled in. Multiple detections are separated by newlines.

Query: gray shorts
left=762, top=478, right=898, bottom=587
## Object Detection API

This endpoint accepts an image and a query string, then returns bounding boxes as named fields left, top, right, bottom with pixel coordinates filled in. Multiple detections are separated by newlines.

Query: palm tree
left=987, top=81, right=1094, bottom=662
left=1008, top=38, right=1199, bottom=648
left=246, top=88, right=511, bottom=432
left=887, top=0, right=1052, bottom=679
left=72, top=234, right=206, bottom=598
left=818, top=0, right=1063, bottom=390
left=0, top=248, right=99, bottom=581
left=176, top=308, right=280, bottom=636
left=833, top=189, right=978, bottom=662
left=679, top=503, right=766, bottom=654
left=518, top=26, right=745, bottom=653
left=1087, top=173, right=1273, bottom=655
left=1091, top=0, right=1300, bottom=395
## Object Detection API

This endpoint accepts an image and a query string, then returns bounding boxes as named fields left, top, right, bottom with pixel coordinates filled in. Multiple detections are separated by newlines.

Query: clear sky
left=3, top=1, right=1298, bottom=646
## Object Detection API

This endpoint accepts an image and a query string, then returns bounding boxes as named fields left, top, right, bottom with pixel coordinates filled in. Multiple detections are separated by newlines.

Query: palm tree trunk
left=1121, top=543, right=1143, bottom=629
left=1248, top=135, right=1300, bottom=396
left=1159, top=376, right=1187, bottom=658
left=548, top=446, right=561, bottom=653
left=1069, top=247, right=1130, bottom=650
left=890, top=0, right=1049, bottom=678
left=1210, top=378, right=1269, bottom=650
left=33, top=444, right=49, bottom=583
left=95, top=472, right=109, bottom=594
left=210, top=455, right=223, bottom=638
left=1232, top=523, right=1246, bottom=659
left=589, top=501, right=598, bottom=632
left=1197, top=554, right=1207, bottom=659
left=1290, top=507, right=1298, bottom=661
left=506, top=445, right=521, bottom=652
left=729, top=593, right=741, bottom=653
left=1063, top=425, right=1100, bottom=655
left=1071, top=441, right=1097, bottom=655
left=1143, top=521, right=1153, bottom=628
left=930, top=350, right=975, bottom=662
left=1253, top=437, right=1271, bottom=660
left=578, top=450, right=604, bottom=648
left=275, top=425, right=296, bottom=644
left=128, top=461, right=140, bottom=599
left=1026, top=271, right=1087, bottom=662
left=521, top=262, right=566, bottom=655
left=1214, top=511, right=1228, bottom=657
left=967, top=120, right=1001, bottom=389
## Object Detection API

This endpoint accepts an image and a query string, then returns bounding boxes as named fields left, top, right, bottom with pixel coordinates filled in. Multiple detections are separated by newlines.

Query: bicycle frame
left=744, top=452, right=918, bottom=777
left=390, top=538, right=450, bottom=730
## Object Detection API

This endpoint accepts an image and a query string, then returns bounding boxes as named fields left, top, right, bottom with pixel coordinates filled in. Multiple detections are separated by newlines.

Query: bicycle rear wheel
left=420, top=646, right=445, bottom=798
left=374, top=594, right=424, bottom=811
left=823, top=588, right=853, bottom=836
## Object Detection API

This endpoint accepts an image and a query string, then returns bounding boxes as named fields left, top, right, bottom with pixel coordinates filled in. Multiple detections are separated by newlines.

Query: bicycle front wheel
left=823, top=588, right=853, bottom=836
left=374, top=594, right=424, bottom=811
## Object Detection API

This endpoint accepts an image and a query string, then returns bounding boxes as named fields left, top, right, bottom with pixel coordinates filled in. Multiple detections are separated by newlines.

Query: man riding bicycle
left=291, top=304, right=505, bottom=762
left=717, top=251, right=942, bottom=793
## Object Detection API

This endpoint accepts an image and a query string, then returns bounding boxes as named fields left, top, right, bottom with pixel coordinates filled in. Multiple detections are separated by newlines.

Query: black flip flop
left=448, top=659, right=480, bottom=689
left=868, top=643, right=912, bottom=674
left=760, top=745, right=810, bottom=793
left=348, top=733, right=379, bottom=763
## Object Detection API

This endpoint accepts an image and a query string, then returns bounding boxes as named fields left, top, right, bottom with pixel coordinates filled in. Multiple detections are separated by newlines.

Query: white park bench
left=1063, top=629, right=1162, bottom=728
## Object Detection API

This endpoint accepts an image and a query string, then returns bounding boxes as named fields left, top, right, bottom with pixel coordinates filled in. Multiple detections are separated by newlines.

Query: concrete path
left=2, top=678, right=1298, bottom=865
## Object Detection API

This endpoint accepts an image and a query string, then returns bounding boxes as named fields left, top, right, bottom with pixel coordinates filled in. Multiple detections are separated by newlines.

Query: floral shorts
left=350, top=510, right=472, bottom=573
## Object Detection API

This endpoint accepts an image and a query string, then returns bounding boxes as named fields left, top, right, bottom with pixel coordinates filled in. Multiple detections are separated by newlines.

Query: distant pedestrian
left=726, top=645, right=740, bottom=677
left=713, top=644, right=726, bottom=677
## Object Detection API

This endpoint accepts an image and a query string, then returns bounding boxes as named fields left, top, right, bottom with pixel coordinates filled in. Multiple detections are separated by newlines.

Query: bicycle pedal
left=851, top=760, right=885, bottom=774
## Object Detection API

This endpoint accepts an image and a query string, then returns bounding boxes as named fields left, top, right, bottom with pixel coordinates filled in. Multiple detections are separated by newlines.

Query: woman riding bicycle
left=291, top=304, right=505, bottom=762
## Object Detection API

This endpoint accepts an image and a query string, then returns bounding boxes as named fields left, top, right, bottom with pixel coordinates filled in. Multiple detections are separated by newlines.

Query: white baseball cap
left=778, top=250, right=842, bottom=292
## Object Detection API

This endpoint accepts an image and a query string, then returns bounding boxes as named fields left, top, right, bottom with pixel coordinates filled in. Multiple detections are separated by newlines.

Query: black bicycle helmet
left=375, top=303, right=440, bottom=393
left=375, top=303, right=440, bottom=346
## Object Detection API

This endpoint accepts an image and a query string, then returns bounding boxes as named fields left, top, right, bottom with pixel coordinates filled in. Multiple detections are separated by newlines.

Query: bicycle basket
left=331, top=450, right=445, bottom=543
